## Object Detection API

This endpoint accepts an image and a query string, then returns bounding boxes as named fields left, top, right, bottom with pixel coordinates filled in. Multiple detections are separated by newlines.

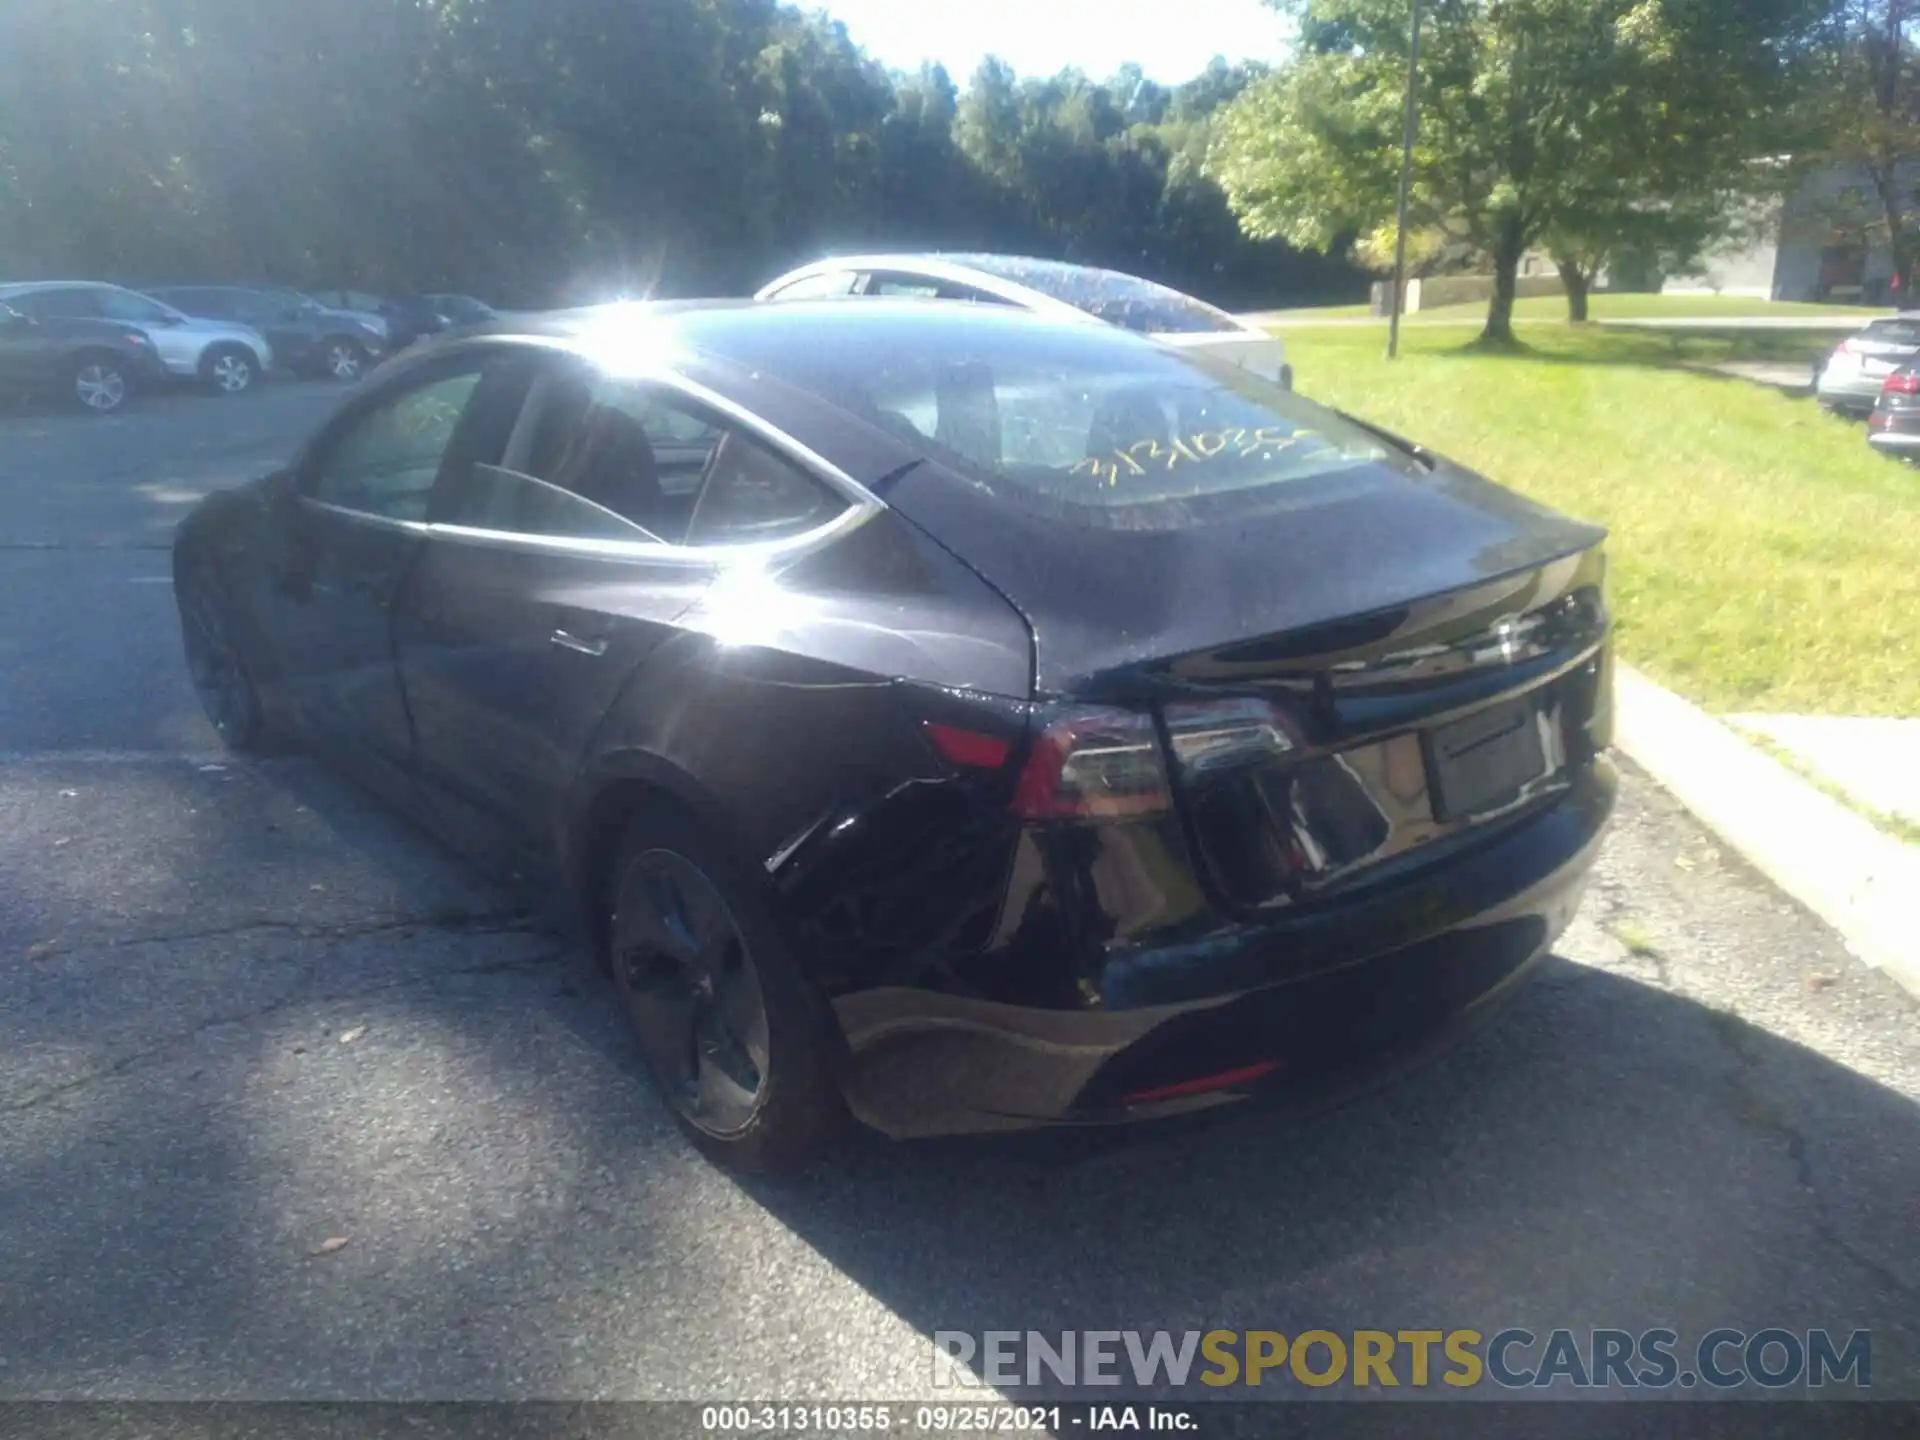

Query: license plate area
left=1423, top=697, right=1551, bottom=822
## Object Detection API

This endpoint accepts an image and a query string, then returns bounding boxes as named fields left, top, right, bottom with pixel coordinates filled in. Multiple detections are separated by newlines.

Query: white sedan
left=757, top=253, right=1291, bottom=389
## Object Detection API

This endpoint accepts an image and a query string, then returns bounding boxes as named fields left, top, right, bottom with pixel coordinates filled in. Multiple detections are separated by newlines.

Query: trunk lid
left=887, top=452, right=1611, bottom=911
left=884, top=452, right=1605, bottom=698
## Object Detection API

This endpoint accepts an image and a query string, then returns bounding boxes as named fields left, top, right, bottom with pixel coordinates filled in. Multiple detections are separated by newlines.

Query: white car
left=757, top=253, right=1291, bottom=389
left=1814, top=314, right=1920, bottom=416
left=0, top=281, right=274, bottom=396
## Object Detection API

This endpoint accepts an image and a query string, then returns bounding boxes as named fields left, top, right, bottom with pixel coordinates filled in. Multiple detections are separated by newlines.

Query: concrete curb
left=1613, top=665, right=1920, bottom=1001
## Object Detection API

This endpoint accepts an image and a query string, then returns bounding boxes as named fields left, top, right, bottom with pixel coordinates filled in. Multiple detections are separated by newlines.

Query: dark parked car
left=0, top=300, right=166, bottom=413
left=0, top=281, right=272, bottom=395
left=1867, top=365, right=1920, bottom=457
left=171, top=300, right=1615, bottom=1171
left=422, top=293, right=498, bottom=327
left=372, top=295, right=454, bottom=352
left=309, top=288, right=390, bottom=315
left=147, top=286, right=387, bottom=381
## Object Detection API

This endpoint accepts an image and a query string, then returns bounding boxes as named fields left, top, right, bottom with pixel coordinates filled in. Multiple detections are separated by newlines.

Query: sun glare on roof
left=576, top=302, right=680, bottom=380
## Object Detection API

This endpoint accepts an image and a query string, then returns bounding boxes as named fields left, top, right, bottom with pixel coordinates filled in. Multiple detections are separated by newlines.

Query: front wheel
left=201, top=344, right=258, bottom=396
left=176, top=568, right=273, bottom=751
left=605, top=808, right=847, bottom=1172
left=69, top=352, right=131, bottom=413
left=319, top=337, right=368, bottom=382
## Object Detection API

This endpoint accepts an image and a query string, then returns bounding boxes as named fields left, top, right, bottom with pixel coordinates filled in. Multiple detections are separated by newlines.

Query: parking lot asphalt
left=0, top=385, right=1916, bottom=1404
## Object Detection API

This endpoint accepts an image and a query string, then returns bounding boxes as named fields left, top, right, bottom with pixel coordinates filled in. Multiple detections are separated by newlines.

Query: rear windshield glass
left=690, top=308, right=1392, bottom=510
left=1864, top=320, right=1920, bottom=344
left=946, top=255, right=1244, bottom=335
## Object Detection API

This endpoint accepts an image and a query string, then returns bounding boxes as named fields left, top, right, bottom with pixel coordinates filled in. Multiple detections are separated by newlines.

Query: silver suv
left=0, top=281, right=273, bottom=396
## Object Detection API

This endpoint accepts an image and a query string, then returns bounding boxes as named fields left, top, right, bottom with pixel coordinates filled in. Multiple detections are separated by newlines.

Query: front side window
left=440, top=364, right=847, bottom=547
left=159, top=289, right=229, bottom=318
left=309, top=369, right=484, bottom=520
left=229, top=291, right=292, bottom=325
left=92, top=289, right=180, bottom=324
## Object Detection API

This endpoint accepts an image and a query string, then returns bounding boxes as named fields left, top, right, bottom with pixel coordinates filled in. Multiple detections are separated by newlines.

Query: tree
left=1541, top=197, right=1732, bottom=319
left=1208, top=0, right=1828, bottom=341
left=0, top=1, right=1362, bottom=311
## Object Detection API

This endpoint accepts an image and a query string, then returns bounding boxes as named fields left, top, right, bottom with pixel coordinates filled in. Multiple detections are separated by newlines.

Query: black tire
left=317, top=336, right=368, bottom=382
left=200, top=343, right=258, bottom=396
left=175, top=565, right=274, bottom=752
left=68, top=350, right=132, bottom=414
left=604, top=805, right=847, bottom=1172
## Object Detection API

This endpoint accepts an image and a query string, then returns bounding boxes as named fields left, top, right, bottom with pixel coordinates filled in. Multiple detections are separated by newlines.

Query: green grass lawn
left=1285, top=326, right=1920, bottom=717
left=1264, top=293, right=1891, bottom=325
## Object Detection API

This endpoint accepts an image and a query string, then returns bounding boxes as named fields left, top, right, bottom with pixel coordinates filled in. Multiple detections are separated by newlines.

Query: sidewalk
left=1615, top=668, right=1920, bottom=1001
left=1724, top=715, right=1920, bottom=834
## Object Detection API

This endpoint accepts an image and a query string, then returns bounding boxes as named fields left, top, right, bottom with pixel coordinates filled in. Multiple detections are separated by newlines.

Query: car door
left=89, top=287, right=200, bottom=371
left=395, top=357, right=849, bottom=854
left=262, top=353, right=499, bottom=770
left=0, top=304, right=46, bottom=385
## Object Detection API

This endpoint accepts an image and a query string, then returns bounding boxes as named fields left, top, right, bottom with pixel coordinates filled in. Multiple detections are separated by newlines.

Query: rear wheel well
left=71, top=345, right=127, bottom=370
left=573, top=779, right=701, bottom=969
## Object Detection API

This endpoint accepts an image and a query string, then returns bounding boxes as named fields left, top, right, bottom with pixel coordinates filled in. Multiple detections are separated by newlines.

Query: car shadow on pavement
left=746, top=954, right=1920, bottom=1402
left=1, top=752, right=1916, bottom=1403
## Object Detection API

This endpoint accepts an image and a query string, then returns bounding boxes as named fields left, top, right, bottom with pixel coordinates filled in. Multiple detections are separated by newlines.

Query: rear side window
left=766, top=270, right=858, bottom=300
left=864, top=273, right=942, bottom=298
left=8, top=288, right=100, bottom=319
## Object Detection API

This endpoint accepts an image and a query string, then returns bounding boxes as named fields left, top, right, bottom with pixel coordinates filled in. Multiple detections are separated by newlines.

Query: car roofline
left=754, top=256, right=1102, bottom=325
left=756, top=254, right=1263, bottom=334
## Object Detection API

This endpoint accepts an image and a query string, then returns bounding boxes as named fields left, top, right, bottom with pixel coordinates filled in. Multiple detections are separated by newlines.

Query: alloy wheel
left=211, top=352, right=254, bottom=393
left=326, top=342, right=362, bottom=380
left=74, top=362, right=126, bottom=412
left=611, top=850, right=772, bottom=1137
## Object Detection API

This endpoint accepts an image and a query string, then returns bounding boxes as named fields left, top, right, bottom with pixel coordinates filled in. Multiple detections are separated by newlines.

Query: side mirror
left=155, top=313, right=183, bottom=327
left=1, top=311, right=34, bottom=331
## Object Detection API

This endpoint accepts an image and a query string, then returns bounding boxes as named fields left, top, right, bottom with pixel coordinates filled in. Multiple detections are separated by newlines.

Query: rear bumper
left=1867, top=412, right=1920, bottom=446
left=834, top=759, right=1616, bottom=1138
left=1818, top=373, right=1886, bottom=411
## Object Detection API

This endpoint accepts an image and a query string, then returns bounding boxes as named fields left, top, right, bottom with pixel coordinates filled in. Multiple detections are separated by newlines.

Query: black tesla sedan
left=172, top=299, right=1615, bottom=1170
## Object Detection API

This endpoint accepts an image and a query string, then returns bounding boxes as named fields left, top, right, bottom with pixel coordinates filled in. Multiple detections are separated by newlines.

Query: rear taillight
left=1163, top=697, right=1295, bottom=775
left=1884, top=371, right=1920, bottom=394
left=1011, top=707, right=1171, bottom=820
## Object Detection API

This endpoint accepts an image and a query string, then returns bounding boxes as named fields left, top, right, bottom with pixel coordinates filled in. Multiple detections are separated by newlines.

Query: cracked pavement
left=0, top=387, right=1916, bottom=1404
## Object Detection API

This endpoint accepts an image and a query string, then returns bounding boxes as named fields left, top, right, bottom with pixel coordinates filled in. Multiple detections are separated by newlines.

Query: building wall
left=1663, top=235, right=1781, bottom=297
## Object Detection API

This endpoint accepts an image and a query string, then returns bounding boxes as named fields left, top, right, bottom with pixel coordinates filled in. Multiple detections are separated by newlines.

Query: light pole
left=1387, top=0, right=1425, bottom=360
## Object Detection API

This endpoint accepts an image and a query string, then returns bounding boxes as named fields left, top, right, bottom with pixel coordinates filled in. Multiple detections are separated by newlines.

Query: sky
left=820, top=0, right=1288, bottom=85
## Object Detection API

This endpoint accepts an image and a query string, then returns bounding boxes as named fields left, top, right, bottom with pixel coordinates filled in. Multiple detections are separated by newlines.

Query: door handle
left=550, top=628, right=609, bottom=657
